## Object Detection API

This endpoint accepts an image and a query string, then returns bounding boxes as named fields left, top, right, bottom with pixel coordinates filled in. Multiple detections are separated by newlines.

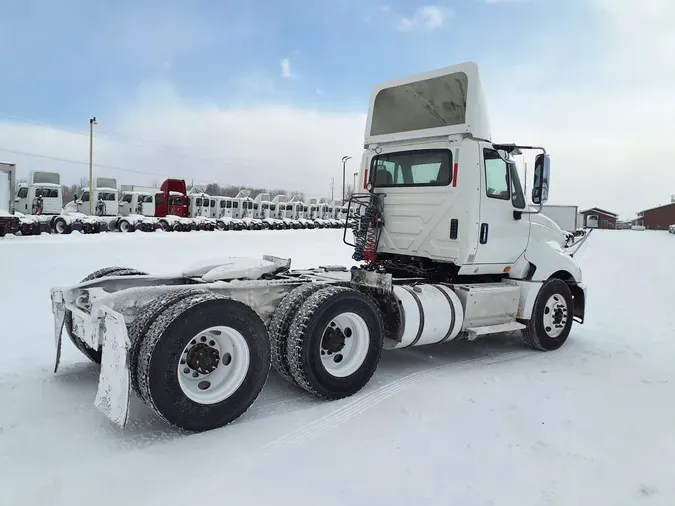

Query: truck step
left=465, top=321, right=526, bottom=341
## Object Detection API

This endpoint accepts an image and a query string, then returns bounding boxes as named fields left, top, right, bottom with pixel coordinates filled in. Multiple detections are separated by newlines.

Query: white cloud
left=280, top=58, right=293, bottom=78
left=0, top=84, right=365, bottom=199
left=1, top=0, right=673, bottom=219
left=397, top=6, right=447, bottom=31
left=482, top=0, right=675, bottom=218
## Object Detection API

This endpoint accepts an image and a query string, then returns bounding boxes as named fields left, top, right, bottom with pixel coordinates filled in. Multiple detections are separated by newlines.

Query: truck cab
left=15, top=171, right=62, bottom=215
left=353, top=61, right=584, bottom=322
left=209, top=196, right=230, bottom=219
left=118, top=191, right=155, bottom=216
left=187, top=190, right=211, bottom=218
left=74, top=177, right=118, bottom=216
left=155, top=180, right=188, bottom=218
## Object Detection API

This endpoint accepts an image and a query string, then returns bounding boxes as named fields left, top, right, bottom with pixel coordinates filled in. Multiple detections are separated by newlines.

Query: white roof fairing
left=364, top=61, right=492, bottom=145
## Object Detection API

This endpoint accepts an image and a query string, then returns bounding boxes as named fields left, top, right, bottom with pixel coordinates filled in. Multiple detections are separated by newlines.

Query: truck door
left=16, top=187, right=29, bottom=212
left=473, top=147, right=529, bottom=265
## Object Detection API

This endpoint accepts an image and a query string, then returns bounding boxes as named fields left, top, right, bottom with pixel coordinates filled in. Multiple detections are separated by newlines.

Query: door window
left=484, top=149, right=510, bottom=200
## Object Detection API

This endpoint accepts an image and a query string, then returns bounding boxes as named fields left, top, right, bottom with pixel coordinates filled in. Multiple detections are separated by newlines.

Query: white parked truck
left=15, top=171, right=63, bottom=216
left=13, top=170, right=65, bottom=234
left=540, top=205, right=578, bottom=232
left=117, top=185, right=160, bottom=232
left=540, top=205, right=581, bottom=245
left=69, top=177, right=119, bottom=216
left=49, top=62, right=587, bottom=433
left=186, top=188, right=216, bottom=231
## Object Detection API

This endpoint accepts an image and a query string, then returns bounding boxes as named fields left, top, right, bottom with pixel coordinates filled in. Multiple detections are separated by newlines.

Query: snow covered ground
left=1, top=228, right=674, bottom=506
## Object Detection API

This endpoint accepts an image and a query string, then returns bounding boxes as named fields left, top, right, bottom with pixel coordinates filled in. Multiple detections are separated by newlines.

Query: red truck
left=153, top=178, right=194, bottom=231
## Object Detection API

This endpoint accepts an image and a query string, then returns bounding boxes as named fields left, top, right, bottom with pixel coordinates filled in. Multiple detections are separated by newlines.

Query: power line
left=0, top=146, right=306, bottom=194
left=0, top=147, right=172, bottom=178
left=0, top=108, right=330, bottom=195
left=0, top=108, right=262, bottom=171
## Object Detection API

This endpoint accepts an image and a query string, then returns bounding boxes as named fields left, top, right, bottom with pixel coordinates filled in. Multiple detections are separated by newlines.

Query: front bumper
left=51, top=288, right=132, bottom=428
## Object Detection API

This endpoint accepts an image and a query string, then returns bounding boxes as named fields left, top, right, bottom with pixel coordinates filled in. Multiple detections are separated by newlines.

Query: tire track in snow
left=233, top=349, right=536, bottom=466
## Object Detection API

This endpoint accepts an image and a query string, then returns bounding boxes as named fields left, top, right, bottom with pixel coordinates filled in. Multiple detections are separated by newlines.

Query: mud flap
left=94, top=306, right=131, bottom=429
left=51, top=289, right=66, bottom=373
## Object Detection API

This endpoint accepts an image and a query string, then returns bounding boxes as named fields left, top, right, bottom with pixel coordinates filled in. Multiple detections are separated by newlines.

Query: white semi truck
left=540, top=205, right=578, bottom=232
left=58, top=176, right=120, bottom=233
left=116, top=185, right=161, bottom=232
left=540, top=205, right=583, bottom=245
left=49, top=62, right=587, bottom=433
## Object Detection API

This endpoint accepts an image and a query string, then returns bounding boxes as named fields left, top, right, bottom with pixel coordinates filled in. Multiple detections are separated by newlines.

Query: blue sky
left=0, top=0, right=672, bottom=218
left=1, top=0, right=602, bottom=120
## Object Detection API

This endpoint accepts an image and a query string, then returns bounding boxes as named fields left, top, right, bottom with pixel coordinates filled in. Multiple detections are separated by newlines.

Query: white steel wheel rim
left=542, top=294, right=568, bottom=338
left=320, top=312, right=370, bottom=378
left=55, top=220, right=64, bottom=233
left=177, top=325, right=251, bottom=405
left=120, top=221, right=129, bottom=232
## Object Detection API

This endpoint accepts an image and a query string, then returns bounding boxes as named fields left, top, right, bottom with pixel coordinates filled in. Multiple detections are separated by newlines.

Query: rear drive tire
left=268, top=282, right=328, bottom=385
left=119, top=220, right=133, bottom=233
left=521, top=278, right=574, bottom=351
left=136, top=294, right=271, bottom=432
left=64, top=267, right=148, bottom=364
left=286, top=286, right=383, bottom=400
left=128, top=288, right=213, bottom=404
left=53, top=217, right=72, bottom=234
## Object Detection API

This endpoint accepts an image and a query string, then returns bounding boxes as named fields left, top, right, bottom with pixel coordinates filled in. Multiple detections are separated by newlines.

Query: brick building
left=579, top=208, right=618, bottom=229
left=635, top=199, right=675, bottom=230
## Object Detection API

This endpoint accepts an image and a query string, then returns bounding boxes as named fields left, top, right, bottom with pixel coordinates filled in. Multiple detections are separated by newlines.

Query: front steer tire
left=521, top=278, right=574, bottom=351
left=63, top=266, right=148, bottom=364
left=286, top=285, right=384, bottom=400
left=135, top=294, right=271, bottom=432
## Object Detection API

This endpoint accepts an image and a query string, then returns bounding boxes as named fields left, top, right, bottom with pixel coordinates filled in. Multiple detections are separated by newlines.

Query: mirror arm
left=493, top=144, right=547, bottom=156
left=518, top=202, right=544, bottom=215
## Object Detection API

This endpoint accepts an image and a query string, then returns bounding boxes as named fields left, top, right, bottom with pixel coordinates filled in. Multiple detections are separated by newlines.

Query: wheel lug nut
left=192, top=372, right=199, bottom=378
left=183, top=367, right=190, bottom=374
left=209, top=340, right=215, bottom=346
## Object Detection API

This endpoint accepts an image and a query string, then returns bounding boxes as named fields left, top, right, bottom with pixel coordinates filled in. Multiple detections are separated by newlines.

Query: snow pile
left=0, top=229, right=673, bottom=505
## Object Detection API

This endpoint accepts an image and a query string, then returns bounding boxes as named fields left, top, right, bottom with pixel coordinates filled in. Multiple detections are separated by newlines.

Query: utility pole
left=341, top=155, right=352, bottom=203
left=88, top=117, right=97, bottom=216
left=353, top=172, right=358, bottom=193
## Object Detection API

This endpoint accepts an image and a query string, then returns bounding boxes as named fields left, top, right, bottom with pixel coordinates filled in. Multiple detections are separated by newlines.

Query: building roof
left=579, top=207, right=618, bottom=218
left=638, top=201, right=675, bottom=214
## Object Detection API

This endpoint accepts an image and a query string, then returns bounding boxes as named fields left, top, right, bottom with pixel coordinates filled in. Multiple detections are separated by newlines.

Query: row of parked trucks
left=0, top=164, right=349, bottom=237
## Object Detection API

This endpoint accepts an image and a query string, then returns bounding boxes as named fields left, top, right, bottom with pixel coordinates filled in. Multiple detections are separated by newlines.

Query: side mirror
left=14, top=197, right=19, bottom=202
left=76, top=199, right=83, bottom=205
left=531, top=153, right=550, bottom=205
